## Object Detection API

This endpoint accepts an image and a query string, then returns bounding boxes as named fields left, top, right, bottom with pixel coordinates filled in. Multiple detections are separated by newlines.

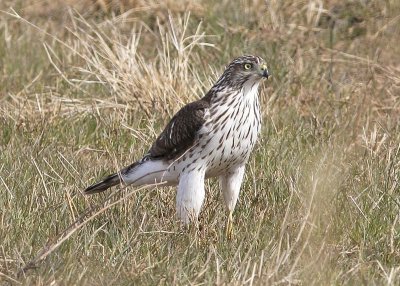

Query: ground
left=1, top=0, right=400, bottom=284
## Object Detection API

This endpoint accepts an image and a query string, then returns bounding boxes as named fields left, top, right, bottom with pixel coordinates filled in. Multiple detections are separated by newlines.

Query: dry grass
left=1, top=0, right=400, bottom=284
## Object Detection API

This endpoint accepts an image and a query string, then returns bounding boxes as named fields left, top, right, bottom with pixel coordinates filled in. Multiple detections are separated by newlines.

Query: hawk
left=84, top=55, right=270, bottom=236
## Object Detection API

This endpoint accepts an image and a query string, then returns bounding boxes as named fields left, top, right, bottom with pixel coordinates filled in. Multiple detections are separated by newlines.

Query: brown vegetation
left=1, top=0, right=400, bottom=284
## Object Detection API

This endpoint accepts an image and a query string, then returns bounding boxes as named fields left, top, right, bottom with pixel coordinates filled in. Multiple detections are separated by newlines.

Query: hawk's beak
left=259, top=64, right=270, bottom=79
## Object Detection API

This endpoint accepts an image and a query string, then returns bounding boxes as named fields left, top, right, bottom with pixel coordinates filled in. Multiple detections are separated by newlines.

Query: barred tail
left=84, top=159, right=178, bottom=195
left=84, top=172, right=121, bottom=194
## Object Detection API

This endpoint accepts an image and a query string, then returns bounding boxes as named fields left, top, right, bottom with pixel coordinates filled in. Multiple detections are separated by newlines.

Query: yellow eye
left=244, top=63, right=252, bottom=70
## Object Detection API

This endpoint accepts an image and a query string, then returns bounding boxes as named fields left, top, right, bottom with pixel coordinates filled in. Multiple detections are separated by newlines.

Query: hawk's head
left=216, top=55, right=270, bottom=90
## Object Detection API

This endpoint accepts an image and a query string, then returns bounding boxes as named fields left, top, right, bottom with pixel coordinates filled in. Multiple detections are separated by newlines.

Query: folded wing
left=148, top=99, right=210, bottom=160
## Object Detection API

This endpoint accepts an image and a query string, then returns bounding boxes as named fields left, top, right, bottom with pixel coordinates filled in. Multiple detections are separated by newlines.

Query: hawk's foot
left=225, top=212, right=234, bottom=240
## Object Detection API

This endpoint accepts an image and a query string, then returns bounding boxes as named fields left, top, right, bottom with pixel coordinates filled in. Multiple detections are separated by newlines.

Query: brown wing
left=148, top=99, right=210, bottom=160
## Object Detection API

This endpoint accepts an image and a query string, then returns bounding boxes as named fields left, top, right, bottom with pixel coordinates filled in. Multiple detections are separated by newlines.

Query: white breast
left=168, top=82, right=262, bottom=178
left=200, top=82, right=261, bottom=176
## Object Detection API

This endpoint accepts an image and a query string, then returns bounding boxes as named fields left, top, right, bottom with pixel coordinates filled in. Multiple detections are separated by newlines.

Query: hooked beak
left=259, top=63, right=270, bottom=79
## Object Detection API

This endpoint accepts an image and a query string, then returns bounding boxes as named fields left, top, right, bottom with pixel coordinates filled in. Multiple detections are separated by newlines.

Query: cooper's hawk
left=84, top=55, right=270, bottom=236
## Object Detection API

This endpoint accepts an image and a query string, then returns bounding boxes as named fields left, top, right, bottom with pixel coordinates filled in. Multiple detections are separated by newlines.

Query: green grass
left=1, top=0, right=400, bottom=284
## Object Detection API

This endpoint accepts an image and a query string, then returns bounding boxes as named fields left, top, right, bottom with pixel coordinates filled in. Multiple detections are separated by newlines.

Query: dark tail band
left=84, top=173, right=121, bottom=195
left=84, top=161, right=141, bottom=195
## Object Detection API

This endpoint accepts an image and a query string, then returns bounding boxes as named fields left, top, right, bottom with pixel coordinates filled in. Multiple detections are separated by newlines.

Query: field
left=1, top=0, right=400, bottom=284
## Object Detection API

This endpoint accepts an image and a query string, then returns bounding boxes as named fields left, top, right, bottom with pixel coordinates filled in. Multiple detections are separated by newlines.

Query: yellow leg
left=225, top=211, right=234, bottom=240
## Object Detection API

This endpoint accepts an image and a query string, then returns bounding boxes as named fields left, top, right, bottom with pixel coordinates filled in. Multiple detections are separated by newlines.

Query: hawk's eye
left=244, top=63, right=252, bottom=70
